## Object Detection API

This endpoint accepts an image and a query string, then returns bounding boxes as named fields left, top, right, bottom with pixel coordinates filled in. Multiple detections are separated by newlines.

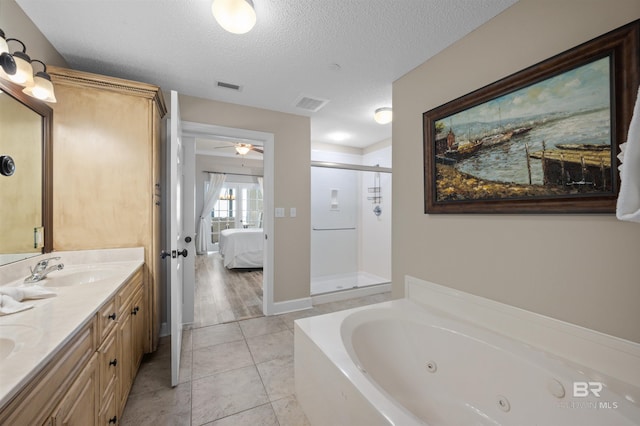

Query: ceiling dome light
left=374, top=107, right=393, bottom=124
left=212, top=0, right=256, bottom=34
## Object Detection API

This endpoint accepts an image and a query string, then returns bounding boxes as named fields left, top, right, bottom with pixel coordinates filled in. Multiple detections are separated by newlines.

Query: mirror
left=0, top=78, right=52, bottom=266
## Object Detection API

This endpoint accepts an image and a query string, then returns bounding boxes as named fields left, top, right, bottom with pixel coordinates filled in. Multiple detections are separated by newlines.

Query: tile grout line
left=238, top=318, right=286, bottom=426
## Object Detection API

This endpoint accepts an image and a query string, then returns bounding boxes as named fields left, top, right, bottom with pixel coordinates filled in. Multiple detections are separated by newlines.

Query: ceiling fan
left=213, top=142, right=263, bottom=156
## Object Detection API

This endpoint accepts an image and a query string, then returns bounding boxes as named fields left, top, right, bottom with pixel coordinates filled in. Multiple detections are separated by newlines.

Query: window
left=207, top=182, right=263, bottom=246
left=240, top=187, right=263, bottom=228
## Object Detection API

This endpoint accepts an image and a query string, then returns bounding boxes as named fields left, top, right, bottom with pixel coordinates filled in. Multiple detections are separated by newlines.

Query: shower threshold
left=311, top=271, right=389, bottom=296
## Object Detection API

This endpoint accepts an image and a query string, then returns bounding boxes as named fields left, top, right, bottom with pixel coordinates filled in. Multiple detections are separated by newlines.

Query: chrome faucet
left=24, top=256, right=64, bottom=284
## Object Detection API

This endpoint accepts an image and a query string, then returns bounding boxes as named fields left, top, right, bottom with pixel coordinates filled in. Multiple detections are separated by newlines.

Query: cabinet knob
left=108, top=313, right=116, bottom=321
left=131, top=306, right=139, bottom=315
left=109, top=415, right=117, bottom=424
left=109, top=358, right=118, bottom=367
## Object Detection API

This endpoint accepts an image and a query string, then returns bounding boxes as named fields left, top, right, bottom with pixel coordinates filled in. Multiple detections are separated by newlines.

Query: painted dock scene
left=432, top=56, right=614, bottom=202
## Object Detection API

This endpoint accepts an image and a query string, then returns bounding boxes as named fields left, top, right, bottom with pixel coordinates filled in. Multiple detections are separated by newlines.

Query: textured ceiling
left=16, top=0, right=518, bottom=149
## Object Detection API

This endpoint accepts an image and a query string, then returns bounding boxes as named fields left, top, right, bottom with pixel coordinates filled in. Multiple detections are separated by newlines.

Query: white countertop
left=0, top=248, right=144, bottom=408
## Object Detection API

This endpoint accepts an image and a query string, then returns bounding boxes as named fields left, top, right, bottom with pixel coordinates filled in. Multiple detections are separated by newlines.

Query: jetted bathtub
left=294, top=277, right=640, bottom=425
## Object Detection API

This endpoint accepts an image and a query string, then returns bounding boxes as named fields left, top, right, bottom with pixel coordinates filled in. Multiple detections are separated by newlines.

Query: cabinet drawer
left=0, top=319, right=97, bottom=426
left=117, top=267, right=143, bottom=315
left=98, top=296, right=118, bottom=342
left=98, top=328, right=119, bottom=403
left=99, top=380, right=119, bottom=426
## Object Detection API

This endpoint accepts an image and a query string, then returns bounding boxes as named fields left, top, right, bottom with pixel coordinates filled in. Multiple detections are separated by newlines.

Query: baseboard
left=159, top=322, right=170, bottom=337
left=267, top=297, right=313, bottom=315
left=311, top=283, right=391, bottom=305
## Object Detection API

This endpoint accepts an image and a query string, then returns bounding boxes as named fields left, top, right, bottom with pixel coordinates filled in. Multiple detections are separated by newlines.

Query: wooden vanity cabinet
left=117, top=267, right=145, bottom=414
left=48, top=66, right=166, bottom=353
left=50, top=353, right=99, bottom=425
left=0, top=267, right=146, bottom=425
left=131, top=287, right=146, bottom=374
left=97, top=325, right=119, bottom=424
left=0, top=319, right=96, bottom=426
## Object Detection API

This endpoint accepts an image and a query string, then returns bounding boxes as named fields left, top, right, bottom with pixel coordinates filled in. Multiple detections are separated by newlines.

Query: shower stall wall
left=310, top=162, right=391, bottom=295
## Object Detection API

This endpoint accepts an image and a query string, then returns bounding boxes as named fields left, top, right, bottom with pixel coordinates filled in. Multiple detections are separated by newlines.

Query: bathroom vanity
left=0, top=248, right=146, bottom=425
left=47, top=66, right=166, bottom=353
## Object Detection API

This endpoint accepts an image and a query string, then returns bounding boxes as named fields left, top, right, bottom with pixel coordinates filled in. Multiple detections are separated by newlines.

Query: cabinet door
left=117, top=309, right=133, bottom=413
left=51, top=353, right=98, bottom=425
left=131, top=288, right=145, bottom=372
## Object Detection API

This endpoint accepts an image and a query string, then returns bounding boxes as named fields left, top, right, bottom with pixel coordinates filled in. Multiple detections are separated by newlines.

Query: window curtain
left=257, top=176, right=263, bottom=195
left=197, top=173, right=226, bottom=254
left=257, top=176, right=264, bottom=227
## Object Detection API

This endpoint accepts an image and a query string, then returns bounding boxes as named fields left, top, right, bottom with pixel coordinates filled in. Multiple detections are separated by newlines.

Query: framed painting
left=423, top=20, right=639, bottom=214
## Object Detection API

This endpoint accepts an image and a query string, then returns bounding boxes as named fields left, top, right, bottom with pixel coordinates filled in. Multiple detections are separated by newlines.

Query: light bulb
left=212, top=0, right=256, bottom=34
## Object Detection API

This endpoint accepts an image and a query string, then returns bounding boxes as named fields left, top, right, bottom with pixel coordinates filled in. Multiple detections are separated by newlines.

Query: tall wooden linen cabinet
left=48, top=66, right=166, bottom=353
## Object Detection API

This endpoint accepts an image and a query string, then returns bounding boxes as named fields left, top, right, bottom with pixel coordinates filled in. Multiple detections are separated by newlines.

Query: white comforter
left=219, top=228, right=264, bottom=268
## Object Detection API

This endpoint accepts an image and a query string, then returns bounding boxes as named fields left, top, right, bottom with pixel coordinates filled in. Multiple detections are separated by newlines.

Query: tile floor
left=120, top=291, right=391, bottom=426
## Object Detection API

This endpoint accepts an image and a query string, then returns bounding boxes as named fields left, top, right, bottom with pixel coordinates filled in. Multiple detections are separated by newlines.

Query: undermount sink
left=0, top=324, right=43, bottom=360
left=40, top=265, right=124, bottom=287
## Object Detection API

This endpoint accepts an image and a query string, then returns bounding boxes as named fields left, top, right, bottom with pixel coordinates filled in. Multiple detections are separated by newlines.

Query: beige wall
left=179, top=94, right=311, bottom=302
left=393, top=0, right=640, bottom=342
left=0, top=0, right=68, bottom=68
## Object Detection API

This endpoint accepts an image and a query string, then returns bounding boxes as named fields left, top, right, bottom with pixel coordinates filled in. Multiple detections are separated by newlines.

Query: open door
left=164, top=90, right=186, bottom=387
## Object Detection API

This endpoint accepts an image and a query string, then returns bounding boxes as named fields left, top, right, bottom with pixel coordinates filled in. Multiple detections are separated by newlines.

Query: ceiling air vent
left=216, top=81, right=242, bottom=91
left=294, top=95, right=329, bottom=112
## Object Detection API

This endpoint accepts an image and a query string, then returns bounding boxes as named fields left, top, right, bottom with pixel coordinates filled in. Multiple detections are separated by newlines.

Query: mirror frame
left=0, top=78, right=53, bottom=254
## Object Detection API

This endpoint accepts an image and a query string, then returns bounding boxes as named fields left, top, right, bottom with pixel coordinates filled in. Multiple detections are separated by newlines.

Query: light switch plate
left=290, top=207, right=297, bottom=217
left=275, top=207, right=285, bottom=218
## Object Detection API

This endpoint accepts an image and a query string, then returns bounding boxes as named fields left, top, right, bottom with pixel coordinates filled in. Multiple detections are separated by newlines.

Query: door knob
left=160, top=250, right=171, bottom=259
left=177, top=249, right=188, bottom=258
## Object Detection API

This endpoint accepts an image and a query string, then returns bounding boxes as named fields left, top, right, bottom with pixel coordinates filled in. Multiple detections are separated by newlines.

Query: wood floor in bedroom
left=194, top=252, right=264, bottom=328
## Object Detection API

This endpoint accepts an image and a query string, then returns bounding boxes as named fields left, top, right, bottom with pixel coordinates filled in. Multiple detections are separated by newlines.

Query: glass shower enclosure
left=310, top=162, right=391, bottom=295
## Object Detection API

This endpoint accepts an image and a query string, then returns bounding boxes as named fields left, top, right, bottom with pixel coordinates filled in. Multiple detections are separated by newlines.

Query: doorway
left=181, top=121, right=274, bottom=327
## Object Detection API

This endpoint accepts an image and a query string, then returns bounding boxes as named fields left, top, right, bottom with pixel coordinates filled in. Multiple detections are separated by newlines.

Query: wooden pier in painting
left=529, top=144, right=612, bottom=191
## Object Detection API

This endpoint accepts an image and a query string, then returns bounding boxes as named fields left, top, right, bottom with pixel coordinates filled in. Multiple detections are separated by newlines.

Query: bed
left=219, top=228, right=264, bottom=269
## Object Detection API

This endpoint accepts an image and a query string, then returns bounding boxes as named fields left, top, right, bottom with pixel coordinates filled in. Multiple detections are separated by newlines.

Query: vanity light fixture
left=212, top=0, right=257, bottom=34
left=0, top=30, right=16, bottom=78
left=5, top=38, right=34, bottom=87
left=0, top=29, right=56, bottom=103
left=22, top=60, right=57, bottom=103
left=374, top=107, right=393, bottom=124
